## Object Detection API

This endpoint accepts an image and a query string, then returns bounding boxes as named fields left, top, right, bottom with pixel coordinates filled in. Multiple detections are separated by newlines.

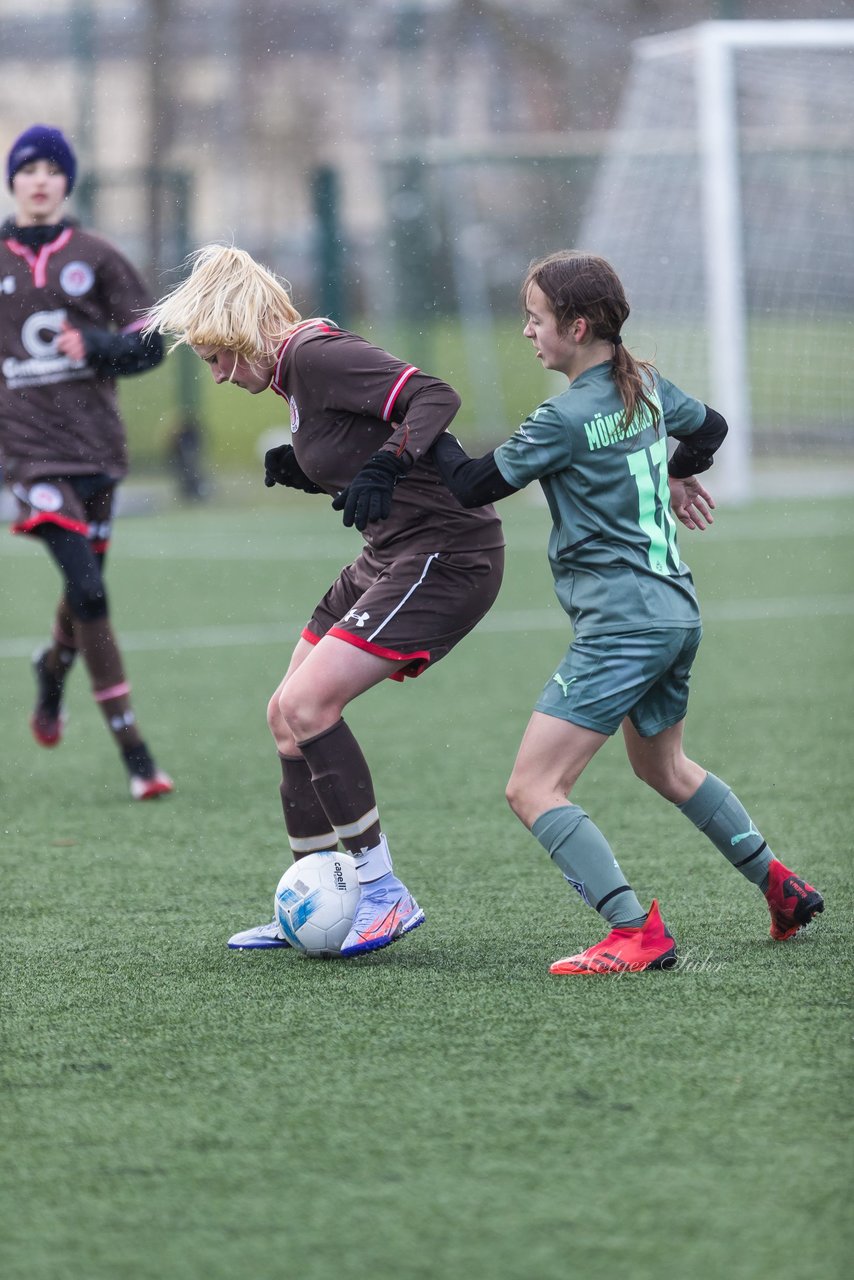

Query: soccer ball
left=274, top=851, right=361, bottom=957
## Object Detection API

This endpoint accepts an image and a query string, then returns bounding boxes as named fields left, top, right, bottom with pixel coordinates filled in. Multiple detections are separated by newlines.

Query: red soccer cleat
left=129, top=770, right=175, bottom=801
left=550, top=900, right=677, bottom=975
left=764, top=859, right=824, bottom=940
left=30, top=706, right=65, bottom=747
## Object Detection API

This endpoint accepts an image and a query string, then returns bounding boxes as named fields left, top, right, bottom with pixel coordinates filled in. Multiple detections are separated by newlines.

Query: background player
left=432, top=249, right=824, bottom=974
left=0, top=124, right=173, bottom=799
left=146, top=244, right=504, bottom=955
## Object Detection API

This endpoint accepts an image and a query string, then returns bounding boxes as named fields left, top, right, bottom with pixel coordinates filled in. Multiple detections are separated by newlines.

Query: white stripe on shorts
left=367, top=553, right=440, bottom=643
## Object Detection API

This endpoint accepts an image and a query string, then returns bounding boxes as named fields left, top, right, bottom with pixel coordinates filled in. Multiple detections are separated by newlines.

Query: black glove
left=331, top=451, right=408, bottom=530
left=264, top=444, right=324, bottom=494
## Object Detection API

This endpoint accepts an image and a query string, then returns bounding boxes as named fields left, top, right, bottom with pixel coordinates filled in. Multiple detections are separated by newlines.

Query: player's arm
left=666, top=405, right=727, bottom=531
left=72, top=240, right=166, bottom=376
left=314, top=337, right=462, bottom=469
left=78, top=324, right=164, bottom=377
left=429, top=431, right=519, bottom=507
left=332, top=367, right=465, bottom=530
left=667, top=405, right=728, bottom=478
left=380, top=376, right=462, bottom=466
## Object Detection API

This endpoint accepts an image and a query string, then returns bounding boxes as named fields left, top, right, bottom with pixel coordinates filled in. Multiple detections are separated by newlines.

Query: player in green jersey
left=432, top=250, right=824, bottom=974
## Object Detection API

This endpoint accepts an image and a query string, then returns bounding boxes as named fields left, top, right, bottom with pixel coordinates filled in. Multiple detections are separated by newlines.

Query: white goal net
left=578, top=20, right=854, bottom=500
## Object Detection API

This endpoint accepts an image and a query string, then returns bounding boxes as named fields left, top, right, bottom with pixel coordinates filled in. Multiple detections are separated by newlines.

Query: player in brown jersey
left=147, top=244, right=505, bottom=955
left=1, top=125, right=173, bottom=799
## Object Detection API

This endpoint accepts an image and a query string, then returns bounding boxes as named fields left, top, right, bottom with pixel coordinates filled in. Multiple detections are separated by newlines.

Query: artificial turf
left=1, top=486, right=851, bottom=1280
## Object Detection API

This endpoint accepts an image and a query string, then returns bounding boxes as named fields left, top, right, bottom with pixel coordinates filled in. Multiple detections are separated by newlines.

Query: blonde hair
left=145, top=244, right=302, bottom=363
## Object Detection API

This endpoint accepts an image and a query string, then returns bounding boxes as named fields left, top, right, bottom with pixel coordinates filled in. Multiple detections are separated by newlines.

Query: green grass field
left=2, top=486, right=853, bottom=1280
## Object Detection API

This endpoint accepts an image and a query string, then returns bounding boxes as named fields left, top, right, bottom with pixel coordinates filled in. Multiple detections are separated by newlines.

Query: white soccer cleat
left=340, top=874, right=425, bottom=956
left=227, top=920, right=291, bottom=950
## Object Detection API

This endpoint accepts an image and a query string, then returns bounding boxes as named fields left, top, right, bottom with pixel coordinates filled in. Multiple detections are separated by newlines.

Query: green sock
left=532, top=804, right=646, bottom=927
left=677, top=772, right=773, bottom=890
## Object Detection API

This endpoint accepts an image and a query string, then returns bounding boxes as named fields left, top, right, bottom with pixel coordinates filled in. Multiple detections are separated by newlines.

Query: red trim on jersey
left=11, top=511, right=89, bottom=538
left=381, top=365, right=418, bottom=421
left=5, top=227, right=74, bottom=287
left=271, top=319, right=339, bottom=397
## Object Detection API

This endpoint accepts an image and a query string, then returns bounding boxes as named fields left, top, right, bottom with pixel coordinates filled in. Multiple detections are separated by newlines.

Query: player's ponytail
left=522, top=251, right=660, bottom=433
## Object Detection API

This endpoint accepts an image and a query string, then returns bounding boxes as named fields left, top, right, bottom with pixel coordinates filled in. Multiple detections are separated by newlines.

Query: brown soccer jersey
left=0, top=223, right=154, bottom=484
left=270, top=320, right=504, bottom=558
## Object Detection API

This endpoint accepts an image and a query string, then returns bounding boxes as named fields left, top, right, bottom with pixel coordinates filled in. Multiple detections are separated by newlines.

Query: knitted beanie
left=7, top=124, right=77, bottom=194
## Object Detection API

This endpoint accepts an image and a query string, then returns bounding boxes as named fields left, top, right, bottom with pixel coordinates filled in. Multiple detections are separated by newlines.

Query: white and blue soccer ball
left=274, top=851, right=360, bottom=957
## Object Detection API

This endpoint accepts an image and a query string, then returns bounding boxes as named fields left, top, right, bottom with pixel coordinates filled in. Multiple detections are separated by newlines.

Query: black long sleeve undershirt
left=667, top=405, right=728, bottom=478
left=81, top=327, right=164, bottom=377
left=430, top=432, right=517, bottom=508
left=432, top=404, right=729, bottom=508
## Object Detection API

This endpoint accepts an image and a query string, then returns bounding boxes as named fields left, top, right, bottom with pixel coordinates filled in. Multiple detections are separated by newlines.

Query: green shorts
left=534, top=626, right=703, bottom=738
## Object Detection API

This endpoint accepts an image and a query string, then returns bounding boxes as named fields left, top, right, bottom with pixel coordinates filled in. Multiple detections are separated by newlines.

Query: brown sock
left=278, top=753, right=338, bottom=860
left=297, top=719, right=382, bottom=852
left=41, top=600, right=78, bottom=682
left=75, top=617, right=144, bottom=751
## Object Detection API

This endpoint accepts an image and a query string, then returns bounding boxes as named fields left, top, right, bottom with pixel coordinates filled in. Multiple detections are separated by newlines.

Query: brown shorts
left=9, top=474, right=115, bottom=552
left=303, top=544, right=505, bottom=680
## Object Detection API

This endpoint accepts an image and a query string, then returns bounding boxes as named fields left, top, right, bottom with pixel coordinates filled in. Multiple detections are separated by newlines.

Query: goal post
left=696, top=24, right=749, bottom=504
left=579, top=20, right=854, bottom=502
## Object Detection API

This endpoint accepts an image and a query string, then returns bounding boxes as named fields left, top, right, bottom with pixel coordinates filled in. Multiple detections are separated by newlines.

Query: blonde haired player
left=148, top=244, right=505, bottom=955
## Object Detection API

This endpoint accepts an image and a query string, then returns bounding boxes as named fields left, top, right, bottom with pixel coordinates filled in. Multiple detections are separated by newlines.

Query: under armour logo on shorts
left=343, top=608, right=371, bottom=628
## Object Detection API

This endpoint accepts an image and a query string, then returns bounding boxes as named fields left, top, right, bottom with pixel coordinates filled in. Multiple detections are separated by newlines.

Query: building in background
left=2, top=0, right=851, bottom=484
left=0, top=0, right=823, bottom=309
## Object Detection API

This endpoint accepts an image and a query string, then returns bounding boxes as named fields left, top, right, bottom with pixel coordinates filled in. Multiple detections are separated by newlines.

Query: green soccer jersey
left=494, top=361, right=707, bottom=636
